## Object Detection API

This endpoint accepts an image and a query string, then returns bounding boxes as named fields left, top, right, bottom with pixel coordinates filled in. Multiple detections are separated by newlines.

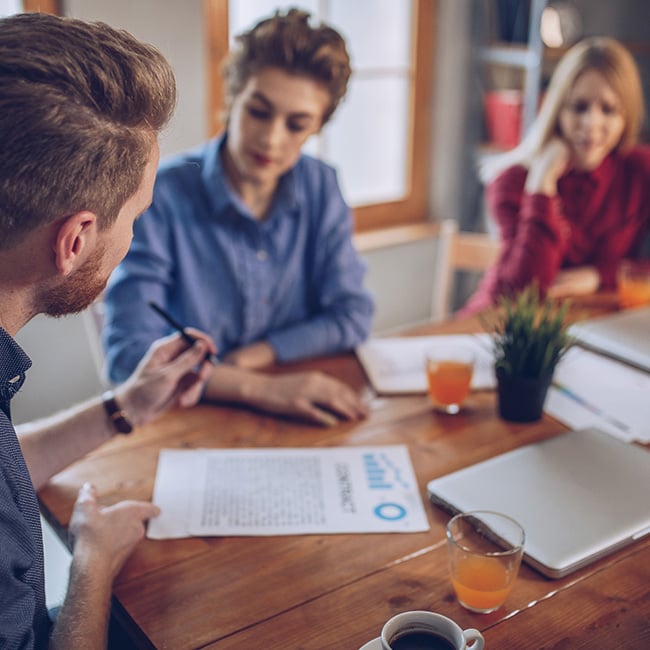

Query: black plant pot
left=496, top=367, right=553, bottom=423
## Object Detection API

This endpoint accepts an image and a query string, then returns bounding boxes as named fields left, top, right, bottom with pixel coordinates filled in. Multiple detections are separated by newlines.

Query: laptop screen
left=569, top=307, right=650, bottom=373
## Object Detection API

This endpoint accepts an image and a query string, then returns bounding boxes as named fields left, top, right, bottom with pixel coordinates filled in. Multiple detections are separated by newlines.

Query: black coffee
left=390, top=630, right=455, bottom=650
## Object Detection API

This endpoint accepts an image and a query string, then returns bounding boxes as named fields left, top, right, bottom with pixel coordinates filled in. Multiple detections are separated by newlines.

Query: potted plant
left=482, top=284, right=573, bottom=423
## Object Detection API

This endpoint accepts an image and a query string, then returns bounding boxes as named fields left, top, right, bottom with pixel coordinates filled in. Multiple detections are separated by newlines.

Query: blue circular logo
left=374, top=502, right=407, bottom=521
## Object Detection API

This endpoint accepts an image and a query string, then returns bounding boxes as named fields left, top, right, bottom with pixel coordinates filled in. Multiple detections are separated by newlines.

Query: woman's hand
left=525, top=137, right=572, bottom=196
left=204, top=364, right=369, bottom=427
left=247, top=371, right=369, bottom=426
left=547, top=266, right=601, bottom=298
left=223, top=341, right=276, bottom=369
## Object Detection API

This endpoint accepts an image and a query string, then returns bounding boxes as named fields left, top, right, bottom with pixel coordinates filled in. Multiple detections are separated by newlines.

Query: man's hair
left=222, top=8, right=351, bottom=125
left=0, top=13, right=176, bottom=250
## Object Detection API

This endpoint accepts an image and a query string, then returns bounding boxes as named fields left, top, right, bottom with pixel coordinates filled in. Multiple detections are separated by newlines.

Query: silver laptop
left=569, top=306, right=650, bottom=373
left=427, top=428, right=650, bottom=578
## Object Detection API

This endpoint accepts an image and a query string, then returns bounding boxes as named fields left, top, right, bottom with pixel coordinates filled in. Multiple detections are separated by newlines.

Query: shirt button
left=256, top=250, right=268, bottom=261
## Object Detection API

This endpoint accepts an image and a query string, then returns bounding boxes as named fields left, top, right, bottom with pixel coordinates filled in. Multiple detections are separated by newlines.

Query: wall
left=12, top=0, right=470, bottom=423
left=65, top=0, right=207, bottom=157
left=11, top=314, right=105, bottom=423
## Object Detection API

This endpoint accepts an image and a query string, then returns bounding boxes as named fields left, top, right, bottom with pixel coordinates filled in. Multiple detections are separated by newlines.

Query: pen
left=148, top=301, right=218, bottom=364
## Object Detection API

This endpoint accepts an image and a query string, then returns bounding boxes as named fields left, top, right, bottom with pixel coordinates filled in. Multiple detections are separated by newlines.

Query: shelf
left=479, top=0, right=547, bottom=139
left=479, top=44, right=540, bottom=68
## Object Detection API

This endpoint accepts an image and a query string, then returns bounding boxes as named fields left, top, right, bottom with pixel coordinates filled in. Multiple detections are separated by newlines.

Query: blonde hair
left=480, top=37, right=644, bottom=182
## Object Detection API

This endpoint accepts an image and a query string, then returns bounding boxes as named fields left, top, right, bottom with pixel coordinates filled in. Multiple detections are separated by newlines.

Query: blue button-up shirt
left=103, top=136, right=374, bottom=382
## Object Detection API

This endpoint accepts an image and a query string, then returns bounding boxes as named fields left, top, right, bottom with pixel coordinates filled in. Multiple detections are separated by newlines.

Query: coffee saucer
left=358, top=637, right=382, bottom=650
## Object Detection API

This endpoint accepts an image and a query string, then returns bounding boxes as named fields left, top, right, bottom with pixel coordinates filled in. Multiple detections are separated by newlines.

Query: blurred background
left=2, top=0, right=648, bottom=419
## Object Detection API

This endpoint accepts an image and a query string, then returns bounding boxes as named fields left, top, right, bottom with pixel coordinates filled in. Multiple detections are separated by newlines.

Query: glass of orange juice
left=446, top=510, right=525, bottom=614
left=617, top=259, right=650, bottom=308
left=425, top=345, right=475, bottom=414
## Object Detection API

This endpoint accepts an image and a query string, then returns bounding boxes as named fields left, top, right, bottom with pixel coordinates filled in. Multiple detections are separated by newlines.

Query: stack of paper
left=545, top=346, right=650, bottom=443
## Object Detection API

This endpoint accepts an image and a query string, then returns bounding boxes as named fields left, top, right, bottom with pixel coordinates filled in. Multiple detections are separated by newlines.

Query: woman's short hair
left=222, top=8, right=351, bottom=125
left=481, top=37, right=644, bottom=182
left=0, top=13, right=176, bottom=250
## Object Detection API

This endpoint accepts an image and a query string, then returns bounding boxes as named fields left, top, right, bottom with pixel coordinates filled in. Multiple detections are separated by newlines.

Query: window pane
left=224, top=0, right=419, bottom=219
left=229, top=0, right=318, bottom=39
left=322, top=76, right=409, bottom=206
left=0, top=0, right=22, bottom=16
left=328, top=0, right=412, bottom=71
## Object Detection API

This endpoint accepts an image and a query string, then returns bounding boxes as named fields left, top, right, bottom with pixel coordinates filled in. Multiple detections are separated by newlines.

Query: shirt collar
left=0, top=327, right=32, bottom=406
left=561, top=151, right=617, bottom=188
left=202, top=133, right=300, bottom=222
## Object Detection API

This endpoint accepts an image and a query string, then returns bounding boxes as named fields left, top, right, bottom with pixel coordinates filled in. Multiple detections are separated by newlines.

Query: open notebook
left=356, top=333, right=496, bottom=395
left=427, top=428, right=650, bottom=578
left=569, top=306, right=650, bottom=372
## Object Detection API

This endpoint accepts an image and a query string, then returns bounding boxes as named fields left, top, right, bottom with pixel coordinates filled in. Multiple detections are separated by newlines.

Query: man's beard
left=39, top=243, right=108, bottom=317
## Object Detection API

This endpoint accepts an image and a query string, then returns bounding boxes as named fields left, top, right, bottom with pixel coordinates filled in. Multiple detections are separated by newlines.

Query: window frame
left=22, top=0, right=60, bottom=13
left=203, top=0, right=436, bottom=233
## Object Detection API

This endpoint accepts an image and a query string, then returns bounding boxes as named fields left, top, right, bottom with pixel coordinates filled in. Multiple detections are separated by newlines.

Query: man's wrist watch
left=101, top=390, right=134, bottom=434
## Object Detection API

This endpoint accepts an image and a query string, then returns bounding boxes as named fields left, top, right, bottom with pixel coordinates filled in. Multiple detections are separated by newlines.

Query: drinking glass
left=425, top=345, right=475, bottom=414
left=446, top=510, right=525, bottom=614
left=617, top=260, right=650, bottom=308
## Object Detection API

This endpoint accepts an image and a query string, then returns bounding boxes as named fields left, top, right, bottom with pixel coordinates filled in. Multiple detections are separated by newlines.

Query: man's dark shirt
left=0, top=327, right=50, bottom=648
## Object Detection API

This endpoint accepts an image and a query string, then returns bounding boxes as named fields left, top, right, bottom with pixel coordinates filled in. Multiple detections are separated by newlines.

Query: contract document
left=148, top=445, right=430, bottom=539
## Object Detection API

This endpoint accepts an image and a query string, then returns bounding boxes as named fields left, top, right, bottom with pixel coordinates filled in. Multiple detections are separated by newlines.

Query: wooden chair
left=81, top=297, right=111, bottom=387
left=431, top=219, right=501, bottom=321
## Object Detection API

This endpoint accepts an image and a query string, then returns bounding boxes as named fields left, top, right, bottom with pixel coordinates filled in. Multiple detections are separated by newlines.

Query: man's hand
left=68, top=483, right=159, bottom=579
left=49, top=484, right=160, bottom=649
left=117, top=329, right=217, bottom=427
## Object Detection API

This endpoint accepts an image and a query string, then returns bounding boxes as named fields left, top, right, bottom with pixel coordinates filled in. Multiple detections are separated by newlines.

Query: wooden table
left=39, top=298, right=650, bottom=649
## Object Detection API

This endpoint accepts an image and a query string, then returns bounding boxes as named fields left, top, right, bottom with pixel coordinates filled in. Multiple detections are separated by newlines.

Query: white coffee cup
left=381, top=610, right=484, bottom=650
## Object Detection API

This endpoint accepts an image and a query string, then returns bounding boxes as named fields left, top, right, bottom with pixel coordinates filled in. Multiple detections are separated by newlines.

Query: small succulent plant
left=483, top=284, right=573, bottom=379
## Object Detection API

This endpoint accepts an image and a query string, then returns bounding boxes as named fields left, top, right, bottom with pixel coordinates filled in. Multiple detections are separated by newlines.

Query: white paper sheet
left=148, top=446, right=430, bottom=539
left=356, top=333, right=496, bottom=395
left=545, top=346, right=650, bottom=443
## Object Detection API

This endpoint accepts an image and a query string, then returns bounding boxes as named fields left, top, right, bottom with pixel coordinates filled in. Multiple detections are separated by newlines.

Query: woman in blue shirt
left=103, top=9, right=374, bottom=426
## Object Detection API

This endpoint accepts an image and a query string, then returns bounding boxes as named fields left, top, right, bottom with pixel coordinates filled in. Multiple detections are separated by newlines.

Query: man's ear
left=52, top=211, right=98, bottom=276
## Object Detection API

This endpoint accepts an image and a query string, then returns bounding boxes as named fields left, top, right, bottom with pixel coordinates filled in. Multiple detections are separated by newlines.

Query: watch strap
left=101, top=391, right=134, bottom=434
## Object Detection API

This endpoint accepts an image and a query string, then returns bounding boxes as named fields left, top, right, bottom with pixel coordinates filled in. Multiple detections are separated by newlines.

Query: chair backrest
left=81, top=297, right=111, bottom=387
left=431, top=219, right=501, bottom=321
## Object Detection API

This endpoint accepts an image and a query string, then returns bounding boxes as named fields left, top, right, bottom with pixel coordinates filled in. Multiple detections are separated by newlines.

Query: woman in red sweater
left=461, top=37, right=650, bottom=316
